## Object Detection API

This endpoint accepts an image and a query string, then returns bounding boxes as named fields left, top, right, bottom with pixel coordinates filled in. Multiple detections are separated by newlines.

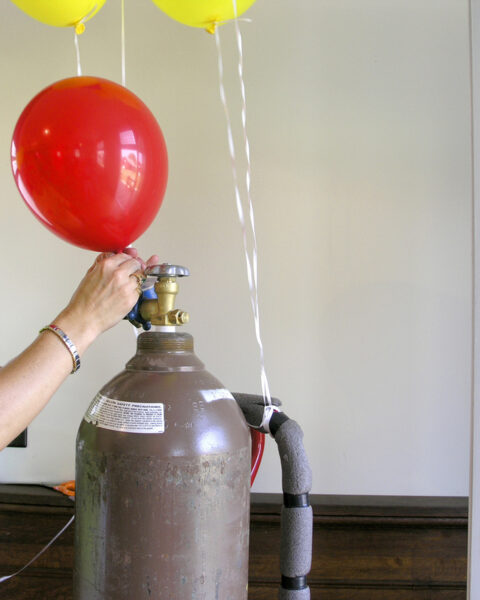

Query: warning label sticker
left=83, top=393, right=165, bottom=434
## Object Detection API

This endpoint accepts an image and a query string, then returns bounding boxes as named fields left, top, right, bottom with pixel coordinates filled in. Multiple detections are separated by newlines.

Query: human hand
left=53, top=249, right=159, bottom=353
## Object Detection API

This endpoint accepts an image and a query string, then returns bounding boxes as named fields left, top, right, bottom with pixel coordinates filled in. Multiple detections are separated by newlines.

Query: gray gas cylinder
left=74, top=266, right=252, bottom=599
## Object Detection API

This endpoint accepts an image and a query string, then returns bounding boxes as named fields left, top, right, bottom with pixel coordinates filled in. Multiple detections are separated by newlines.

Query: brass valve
left=139, top=264, right=190, bottom=327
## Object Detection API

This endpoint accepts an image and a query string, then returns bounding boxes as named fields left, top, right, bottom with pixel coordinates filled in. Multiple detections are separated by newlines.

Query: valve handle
left=144, top=263, right=190, bottom=278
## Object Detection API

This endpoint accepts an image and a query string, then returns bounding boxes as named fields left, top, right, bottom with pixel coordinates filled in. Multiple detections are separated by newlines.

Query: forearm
left=0, top=251, right=150, bottom=451
left=0, top=311, right=97, bottom=450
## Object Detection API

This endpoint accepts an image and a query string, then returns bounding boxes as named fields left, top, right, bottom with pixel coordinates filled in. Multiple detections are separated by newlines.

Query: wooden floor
left=0, top=485, right=468, bottom=599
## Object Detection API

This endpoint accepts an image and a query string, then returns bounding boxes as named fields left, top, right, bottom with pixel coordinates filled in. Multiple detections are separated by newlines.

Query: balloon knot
left=205, top=22, right=217, bottom=35
left=75, top=22, right=86, bottom=35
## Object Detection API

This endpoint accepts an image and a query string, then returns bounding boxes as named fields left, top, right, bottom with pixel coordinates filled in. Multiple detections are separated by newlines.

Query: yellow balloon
left=151, top=0, right=257, bottom=33
left=10, top=0, right=106, bottom=29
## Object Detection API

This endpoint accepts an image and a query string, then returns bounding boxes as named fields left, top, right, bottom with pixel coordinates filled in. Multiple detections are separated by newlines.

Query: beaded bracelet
left=39, top=324, right=81, bottom=374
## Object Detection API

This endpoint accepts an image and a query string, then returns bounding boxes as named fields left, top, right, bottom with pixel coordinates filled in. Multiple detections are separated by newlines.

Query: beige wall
left=0, top=0, right=472, bottom=495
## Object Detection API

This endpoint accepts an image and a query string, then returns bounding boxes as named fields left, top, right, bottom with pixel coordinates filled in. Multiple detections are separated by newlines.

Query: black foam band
left=283, top=492, right=310, bottom=508
left=281, top=575, right=308, bottom=590
left=270, top=411, right=289, bottom=436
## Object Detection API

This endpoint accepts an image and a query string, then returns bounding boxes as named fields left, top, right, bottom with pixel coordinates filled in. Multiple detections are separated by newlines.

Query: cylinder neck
left=137, top=331, right=194, bottom=353
left=126, top=331, right=203, bottom=372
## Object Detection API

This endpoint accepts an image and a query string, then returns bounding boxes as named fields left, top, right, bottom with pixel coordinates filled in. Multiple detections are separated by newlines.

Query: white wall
left=0, top=0, right=473, bottom=495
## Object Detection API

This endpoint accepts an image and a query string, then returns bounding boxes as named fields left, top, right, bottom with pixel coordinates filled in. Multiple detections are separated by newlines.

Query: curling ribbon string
left=74, top=29, right=82, bottom=76
left=214, top=7, right=272, bottom=409
left=0, top=516, right=75, bottom=583
left=73, top=3, right=102, bottom=78
left=232, top=4, right=271, bottom=405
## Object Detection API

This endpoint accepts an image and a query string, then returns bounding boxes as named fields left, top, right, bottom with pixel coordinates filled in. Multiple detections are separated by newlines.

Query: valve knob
left=144, top=264, right=190, bottom=279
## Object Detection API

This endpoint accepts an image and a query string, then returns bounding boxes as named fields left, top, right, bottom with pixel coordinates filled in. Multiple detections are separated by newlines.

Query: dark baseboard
left=0, top=485, right=468, bottom=599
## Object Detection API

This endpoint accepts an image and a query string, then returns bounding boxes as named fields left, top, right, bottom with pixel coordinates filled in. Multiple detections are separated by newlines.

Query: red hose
left=250, top=428, right=265, bottom=486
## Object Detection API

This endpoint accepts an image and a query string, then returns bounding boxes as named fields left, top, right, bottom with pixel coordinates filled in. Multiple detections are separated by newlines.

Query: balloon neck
left=205, top=22, right=217, bottom=34
left=75, top=22, right=86, bottom=35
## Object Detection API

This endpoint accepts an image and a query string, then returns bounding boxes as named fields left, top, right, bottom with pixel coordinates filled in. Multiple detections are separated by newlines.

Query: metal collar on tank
left=126, top=263, right=190, bottom=331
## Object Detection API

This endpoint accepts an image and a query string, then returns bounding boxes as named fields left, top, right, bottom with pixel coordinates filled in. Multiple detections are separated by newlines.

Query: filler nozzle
left=130, top=263, right=189, bottom=329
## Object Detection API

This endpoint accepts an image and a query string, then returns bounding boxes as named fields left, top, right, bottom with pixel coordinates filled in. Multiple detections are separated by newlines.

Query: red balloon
left=11, top=76, right=168, bottom=251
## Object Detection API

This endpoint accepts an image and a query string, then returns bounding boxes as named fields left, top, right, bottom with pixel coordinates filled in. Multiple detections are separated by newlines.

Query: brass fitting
left=139, top=274, right=190, bottom=327
left=168, top=309, right=190, bottom=326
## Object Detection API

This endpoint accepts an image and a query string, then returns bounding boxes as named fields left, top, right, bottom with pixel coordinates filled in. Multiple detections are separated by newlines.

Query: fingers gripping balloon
left=11, top=77, right=168, bottom=252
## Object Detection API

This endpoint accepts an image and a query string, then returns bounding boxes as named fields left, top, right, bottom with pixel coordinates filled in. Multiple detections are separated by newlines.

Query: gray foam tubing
left=232, top=392, right=282, bottom=408
left=280, top=506, right=313, bottom=576
left=278, top=588, right=311, bottom=600
left=275, top=419, right=312, bottom=495
left=232, top=393, right=281, bottom=431
left=276, top=420, right=312, bottom=600
left=232, top=394, right=312, bottom=600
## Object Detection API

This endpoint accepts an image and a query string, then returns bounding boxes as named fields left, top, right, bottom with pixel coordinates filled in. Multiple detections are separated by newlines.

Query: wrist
left=52, top=307, right=100, bottom=356
left=39, top=325, right=81, bottom=374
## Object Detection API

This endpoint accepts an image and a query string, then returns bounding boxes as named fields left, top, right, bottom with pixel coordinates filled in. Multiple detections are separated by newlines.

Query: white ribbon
left=214, top=3, right=272, bottom=409
left=74, top=29, right=82, bottom=76
left=73, top=3, right=102, bottom=78
left=260, top=404, right=280, bottom=436
left=0, top=515, right=75, bottom=583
